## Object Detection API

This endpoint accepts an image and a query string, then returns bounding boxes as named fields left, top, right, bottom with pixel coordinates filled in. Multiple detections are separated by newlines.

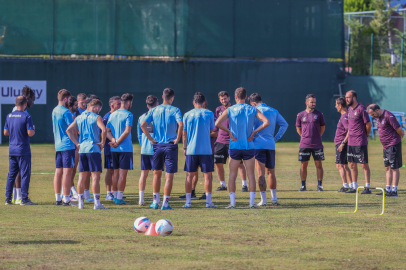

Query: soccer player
left=334, top=97, right=353, bottom=192
left=345, top=90, right=372, bottom=194
left=11, top=86, right=35, bottom=204
left=103, top=96, right=121, bottom=201
left=214, top=91, right=249, bottom=192
left=77, top=93, right=87, bottom=114
left=141, top=88, right=183, bottom=210
left=67, top=96, right=80, bottom=201
left=367, top=104, right=403, bottom=197
left=215, top=87, right=270, bottom=209
left=137, top=95, right=160, bottom=206
left=52, top=89, right=76, bottom=206
left=182, top=92, right=217, bottom=208
left=67, top=99, right=107, bottom=209
left=4, top=96, right=37, bottom=205
left=248, top=93, right=288, bottom=206
left=107, top=93, right=134, bottom=205
left=296, top=94, right=326, bottom=191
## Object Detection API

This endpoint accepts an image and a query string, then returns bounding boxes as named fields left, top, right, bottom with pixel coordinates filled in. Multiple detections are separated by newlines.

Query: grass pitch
left=1, top=140, right=406, bottom=269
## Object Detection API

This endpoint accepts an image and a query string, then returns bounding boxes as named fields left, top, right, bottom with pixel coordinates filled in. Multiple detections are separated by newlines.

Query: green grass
left=1, top=140, right=405, bottom=269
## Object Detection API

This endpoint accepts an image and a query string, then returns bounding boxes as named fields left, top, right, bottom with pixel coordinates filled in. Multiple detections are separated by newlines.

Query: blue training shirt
left=137, top=112, right=154, bottom=155
left=4, top=110, right=34, bottom=156
left=253, top=103, right=288, bottom=150
left=144, top=104, right=182, bottom=144
left=52, top=105, right=75, bottom=152
left=103, top=111, right=112, bottom=155
left=183, top=108, right=215, bottom=155
left=78, top=107, right=86, bottom=114
left=107, top=108, right=133, bottom=153
left=76, top=111, right=101, bottom=154
left=228, top=103, right=257, bottom=150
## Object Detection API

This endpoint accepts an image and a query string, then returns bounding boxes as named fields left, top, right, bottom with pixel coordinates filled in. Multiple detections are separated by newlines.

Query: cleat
left=225, top=204, right=236, bottom=209
left=199, top=193, right=206, bottom=200
left=115, top=199, right=130, bottom=205
left=149, top=202, right=160, bottom=209
left=161, top=205, right=173, bottom=210
left=70, top=194, right=78, bottom=202
left=5, top=200, right=13, bottom=205
left=78, top=204, right=84, bottom=209
left=179, top=193, right=197, bottom=200
left=338, top=187, right=349, bottom=192
left=14, top=199, right=22, bottom=205
left=105, top=194, right=114, bottom=201
left=271, top=200, right=280, bottom=206
left=317, top=186, right=324, bottom=192
left=299, top=186, right=307, bottom=192
left=257, top=201, right=267, bottom=206
left=20, top=198, right=38, bottom=205
left=63, top=201, right=77, bottom=206
left=94, top=204, right=108, bottom=210
left=12, top=199, right=16, bottom=204
left=361, top=188, right=372, bottom=195
left=84, top=198, right=94, bottom=203
left=241, top=185, right=249, bottom=192
left=376, top=190, right=392, bottom=197
left=55, top=200, right=63, bottom=206
left=179, top=194, right=186, bottom=200
left=345, top=188, right=357, bottom=193
left=182, top=203, right=191, bottom=208
left=390, top=191, right=398, bottom=197
left=216, top=185, right=227, bottom=191
left=138, top=202, right=145, bottom=206
left=206, top=202, right=217, bottom=208
left=249, top=204, right=260, bottom=209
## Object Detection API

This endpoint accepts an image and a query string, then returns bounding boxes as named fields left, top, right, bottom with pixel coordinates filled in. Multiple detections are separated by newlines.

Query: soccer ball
left=134, top=217, right=151, bottom=233
left=155, top=219, right=173, bottom=236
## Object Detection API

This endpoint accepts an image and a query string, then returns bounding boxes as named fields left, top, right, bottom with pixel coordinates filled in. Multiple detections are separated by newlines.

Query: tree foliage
left=344, top=0, right=373, bottom=13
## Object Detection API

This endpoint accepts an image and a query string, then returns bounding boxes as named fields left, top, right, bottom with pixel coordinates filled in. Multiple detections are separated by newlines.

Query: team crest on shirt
left=302, top=117, right=306, bottom=121
left=354, top=112, right=357, bottom=115
left=314, top=116, right=318, bottom=119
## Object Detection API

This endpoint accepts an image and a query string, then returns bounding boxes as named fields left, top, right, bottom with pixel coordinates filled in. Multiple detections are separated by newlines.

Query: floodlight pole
left=370, top=33, right=374, bottom=75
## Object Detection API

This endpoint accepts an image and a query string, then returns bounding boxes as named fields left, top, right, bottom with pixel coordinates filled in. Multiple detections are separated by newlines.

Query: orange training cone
left=144, top=223, right=158, bottom=235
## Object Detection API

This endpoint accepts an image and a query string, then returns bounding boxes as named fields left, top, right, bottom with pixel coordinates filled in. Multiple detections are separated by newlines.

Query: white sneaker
left=182, top=203, right=192, bottom=208
left=249, top=204, right=260, bottom=209
left=271, top=200, right=280, bottom=206
left=257, top=201, right=267, bottom=206
left=206, top=202, right=217, bottom=208
left=94, top=204, right=108, bottom=210
left=225, top=204, right=236, bottom=209
left=138, top=202, right=145, bottom=206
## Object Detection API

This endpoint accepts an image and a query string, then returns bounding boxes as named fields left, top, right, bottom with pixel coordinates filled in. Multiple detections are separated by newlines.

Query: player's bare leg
left=116, top=169, right=129, bottom=205
left=62, top=168, right=73, bottom=203
left=91, top=171, right=106, bottom=209
left=138, top=170, right=149, bottom=205
left=215, top=163, right=227, bottom=190
left=112, top=169, right=119, bottom=198
left=104, top=168, right=113, bottom=200
left=53, top=168, right=63, bottom=204
left=84, top=173, right=92, bottom=201
left=238, top=163, right=248, bottom=191
left=77, top=171, right=89, bottom=209
left=255, top=160, right=267, bottom=205
left=203, top=172, right=215, bottom=207
left=315, top=160, right=324, bottom=191
left=244, top=157, right=257, bottom=207
left=152, top=170, right=162, bottom=206
left=163, top=172, right=174, bottom=207
left=299, top=161, right=308, bottom=191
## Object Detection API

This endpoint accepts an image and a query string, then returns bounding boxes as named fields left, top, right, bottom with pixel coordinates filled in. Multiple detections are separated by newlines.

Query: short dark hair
left=68, top=96, right=77, bottom=109
left=121, top=93, right=134, bottom=103
left=146, top=95, right=158, bottom=107
left=218, top=91, right=229, bottom=98
left=163, top=88, right=175, bottom=100
left=16, top=96, right=27, bottom=106
left=335, top=97, right=346, bottom=108
left=248, top=93, right=262, bottom=104
left=347, top=90, right=357, bottom=99
left=22, top=86, right=35, bottom=100
left=77, top=93, right=87, bottom=101
left=193, top=92, right=206, bottom=105
left=109, top=96, right=121, bottom=107
left=306, top=94, right=316, bottom=100
left=235, top=87, right=247, bottom=100
left=86, top=94, right=100, bottom=106
left=88, top=99, right=103, bottom=108
left=367, top=103, right=380, bottom=111
left=58, top=89, right=71, bottom=101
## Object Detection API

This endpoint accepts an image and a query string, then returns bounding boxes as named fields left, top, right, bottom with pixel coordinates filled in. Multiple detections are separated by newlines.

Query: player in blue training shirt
left=67, top=99, right=107, bottom=210
left=137, top=95, right=160, bottom=206
left=103, top=96, right=121, bottom=201
left=77, top=93, right=87, bottom=115
left=11, top=86, right=35, bottom=204
left=182, top=92, right=217, bottom=208
left=67, top=96, right=80, bottom=201
left=215, top=87, right=270, bottom=209
left=4, top=96, right=36, bottom=205
left=141, top=88, right=184, bottom=210
left=52, top=89, right=76, bottom=206
left=249, top=93, right=288, bottom=206
left=106, top=93, right=134, bottom=206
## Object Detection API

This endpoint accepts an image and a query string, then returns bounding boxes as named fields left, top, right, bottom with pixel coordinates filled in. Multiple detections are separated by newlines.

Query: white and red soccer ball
left=155, top=219, right=173, bottom=236
left=134, top=217, right=151, bottom=233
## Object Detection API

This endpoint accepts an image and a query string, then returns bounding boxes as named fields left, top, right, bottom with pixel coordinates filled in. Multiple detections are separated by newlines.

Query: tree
left=344, top=0, right=373, bottom=13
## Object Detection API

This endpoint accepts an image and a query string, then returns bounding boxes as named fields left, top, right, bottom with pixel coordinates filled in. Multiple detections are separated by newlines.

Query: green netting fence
left=0, top=0, right=344, bottom=58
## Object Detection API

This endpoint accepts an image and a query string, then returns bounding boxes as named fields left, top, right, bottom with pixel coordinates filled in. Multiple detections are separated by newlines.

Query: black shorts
left=104, top=155, right=113, bottom=169
left=255, top=149, right=275, bottom=169
left=214, top=142, right=229, bottom=164
left=335, top=143, right=348, bottom=165
left=298, top=148, right=325, bottom=162
left=383, top=142, right=402, bottom=169
left=347, top=145, right=368, bottom=164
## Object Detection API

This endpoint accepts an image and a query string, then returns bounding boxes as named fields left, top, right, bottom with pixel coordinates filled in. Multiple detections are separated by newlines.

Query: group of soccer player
left=4, top=86, right=403, bottom=208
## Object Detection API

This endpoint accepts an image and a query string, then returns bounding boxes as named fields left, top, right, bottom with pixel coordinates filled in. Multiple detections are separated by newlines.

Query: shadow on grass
left=9, top=240, right=80, bottom=245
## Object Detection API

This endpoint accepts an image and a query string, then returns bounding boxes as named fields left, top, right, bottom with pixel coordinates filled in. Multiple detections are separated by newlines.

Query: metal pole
left=370, top=33, right=374, bottom=75
left=401, top=34, right=404, bottom=78
left=348, top=33, right=351, bottom=73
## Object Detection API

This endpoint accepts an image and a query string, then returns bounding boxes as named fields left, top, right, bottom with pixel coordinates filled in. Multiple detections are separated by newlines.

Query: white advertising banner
left=0, top=80, right=47, bottom=104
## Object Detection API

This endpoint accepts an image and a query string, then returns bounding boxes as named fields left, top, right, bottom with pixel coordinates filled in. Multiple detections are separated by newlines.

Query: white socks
left=386, top=185, right=391, bottom=192
left=349, top=183, right=353, bottom=189
left=78, top=194, right=84, bottom=208
left=13, top=188, right=17, bottom=200
left=139, top=191, right=144, bottom=203
left=249, top=192, right=255, bottom=205
left=113, top=191, right=118, bottom=198
left=94, top=194, right=100, bottom=206
left=353, top=182, right=358, bottom=189
left=84, top=189, right=90, bottom=199
left=55, top=193, right=61, bottom=201
left=163, top=195, right=170, bottom=207
left=242, top=180, right=247, bottom=187
left=270, top=189, right=277, bottom=201
left=71, top=186, right=78, bottom=196
left=117, top=191, right=124, bottom=200
left=64, top=195, right=71, bottom=203
left=153, top=193, right=160, bottom=204
left=365, top=183, right=370, bottom=188
left=220, top=181, right=226, bottom=187
left=260, top=191, right=267, bottom=203
left=205, top=192, right=212, bottom=204
left=16, top=188, right=21, bottom=200
left=392, top=185, right=398, bottom=192
left=229, top=192, right=236, bottom=205
left=343, top=183, right=349, bottom=188
left=186, top=193, right=191, bottom=204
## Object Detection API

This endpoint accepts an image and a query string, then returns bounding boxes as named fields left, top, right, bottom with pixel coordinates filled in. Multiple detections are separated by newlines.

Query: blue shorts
left=104, top=155, right=113, bottom=169
left=112, top=152, right=133, bottom=170
left=255, top=149, right=275, bottom=169
left=55, top=149, right=75, bottom=169
left=228, top=149, right=255, bottom=161
left=79, top=153, right=102, bottom=172
left=152, top=143, right=178, bottom=173
left=184, top=155, right=214, bottom=173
